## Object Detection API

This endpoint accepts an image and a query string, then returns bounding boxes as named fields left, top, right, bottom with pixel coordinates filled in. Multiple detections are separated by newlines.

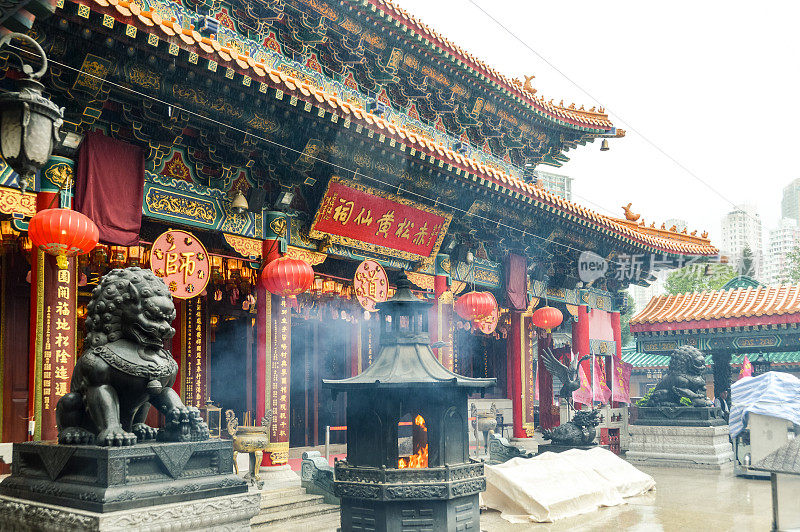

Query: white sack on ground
left=481, top=447, right=655, bottom=523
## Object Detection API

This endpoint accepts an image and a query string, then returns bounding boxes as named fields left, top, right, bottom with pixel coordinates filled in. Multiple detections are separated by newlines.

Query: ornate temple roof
left=631, top=284, right=800, bottom=331
left=365, top=0, right=615, bottom=130
left=622, top=348, right=800, bottom=369
left=74, top=0, right=716, bottom=257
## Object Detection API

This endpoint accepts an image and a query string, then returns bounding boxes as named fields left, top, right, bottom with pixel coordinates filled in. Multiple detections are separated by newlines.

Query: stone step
left=259, top=486, right=306, bottom=501
left=251, top=501, right=339, bottom=527
left=260, top=492, right=326, bottom=511
left=252, top=511, right=341, bottom=532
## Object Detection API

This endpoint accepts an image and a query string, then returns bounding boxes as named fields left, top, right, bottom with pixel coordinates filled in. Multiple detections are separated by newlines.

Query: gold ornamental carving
left=438, top=256, right=451, bottom=274
left=0, top=187, right=36, bottom=217
left=269, top=217, right=287, bottom=238
left=44, top=162, right=73, bottom=189
left=286, top=246, right=326, bottom=266
left=224, top=234, right=262, bottom=259
left=406, top=271, right=434, bottom=291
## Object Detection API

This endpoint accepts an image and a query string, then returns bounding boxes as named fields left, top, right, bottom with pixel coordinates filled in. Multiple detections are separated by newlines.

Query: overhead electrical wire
left=464, top=0, right=759, bottom=225
left=4, top=42, right=711, bottom=270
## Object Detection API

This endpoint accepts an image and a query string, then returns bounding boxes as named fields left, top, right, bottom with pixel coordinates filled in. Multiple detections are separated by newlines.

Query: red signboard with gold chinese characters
left=354, top=260, right=389, bottom=312
left=309, top=177, right=452, bottom=261
left=150, top=229, right=210, bottom=299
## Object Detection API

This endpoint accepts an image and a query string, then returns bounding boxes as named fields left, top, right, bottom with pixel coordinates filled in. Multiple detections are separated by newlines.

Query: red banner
left=738, top=354, right=753, bottom=380
left=594, top=358, right=612, bottom=404
left=573, top=359, right=592, bottom=405
left=573, top=356, right=613, bottom=405
left=612, top=359, right=633, bottom=403
left=310, top=178, right=452, bottom=261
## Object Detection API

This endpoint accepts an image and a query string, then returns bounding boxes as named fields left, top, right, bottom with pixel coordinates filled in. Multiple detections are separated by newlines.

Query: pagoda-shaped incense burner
left=324, top=271, right=494, bottom=531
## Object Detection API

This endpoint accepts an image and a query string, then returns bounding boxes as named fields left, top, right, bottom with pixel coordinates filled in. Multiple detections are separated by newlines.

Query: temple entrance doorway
left=208, top=315, right=255, bottom=424
left=289, top=316, right=350, bottom=447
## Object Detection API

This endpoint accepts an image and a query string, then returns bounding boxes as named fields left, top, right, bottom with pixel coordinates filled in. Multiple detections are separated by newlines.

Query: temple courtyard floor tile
left=263, top=465, right=773, bottom=531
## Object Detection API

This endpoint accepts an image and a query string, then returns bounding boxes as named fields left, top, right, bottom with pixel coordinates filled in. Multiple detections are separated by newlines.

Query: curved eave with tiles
left=362, top=0, right=615, bottom=131
left=622, top=349, right=800, bottom=370
left=630, top=284, right=800, bottom=332
left=72, top=0, right=715, bottom=257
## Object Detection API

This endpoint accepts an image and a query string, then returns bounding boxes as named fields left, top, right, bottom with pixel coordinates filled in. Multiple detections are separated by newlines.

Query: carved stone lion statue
left=645, top=345, right=712, bottom=407
left=56, top=267, right=209, bottom=446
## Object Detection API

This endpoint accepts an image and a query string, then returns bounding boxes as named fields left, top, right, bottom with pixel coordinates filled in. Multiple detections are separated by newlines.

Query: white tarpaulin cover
left=481, top=447, right=655, bottom=523
left=729, top=371, right=800, bottom=439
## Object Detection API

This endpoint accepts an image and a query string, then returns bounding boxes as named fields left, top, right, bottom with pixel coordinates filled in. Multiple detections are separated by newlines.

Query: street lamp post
left=0, top=32, right=63, bottom=192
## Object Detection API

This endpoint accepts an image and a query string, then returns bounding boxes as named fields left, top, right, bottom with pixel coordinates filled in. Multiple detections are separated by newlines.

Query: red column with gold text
left=29, top=157, right=78, bottom=441
left=509, top=311, right=526, bottom=438
left=258, top=212, right=289, bottom=466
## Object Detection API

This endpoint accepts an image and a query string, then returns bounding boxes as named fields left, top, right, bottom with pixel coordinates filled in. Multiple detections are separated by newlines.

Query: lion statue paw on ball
left=56, top=267, right=209, bottom=446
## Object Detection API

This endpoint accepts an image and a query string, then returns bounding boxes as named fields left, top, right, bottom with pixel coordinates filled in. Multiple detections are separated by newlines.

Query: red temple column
left=573, top=305, right=591, bottom=409
left=257, top=212, right=288, bottom=467
left=611, top=310, right=622, bottom=406
left=611, top=311, right=622, bottom=360
left=509, top=311, right=526, bottom=438
left=28, top=156, right=78, bottom=441
left=537, top=332, right=555, bottom=429
left=432, top=253, right=453, bottom=370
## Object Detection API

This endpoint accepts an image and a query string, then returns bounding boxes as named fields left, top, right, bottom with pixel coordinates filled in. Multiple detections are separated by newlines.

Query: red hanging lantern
left=260, top=255, right=314, bottom=301
left=531, top=305, right=563, bottom=333
left=454, top=291, right=496, bottom=322
left=27, top=208, right=99, bottom=269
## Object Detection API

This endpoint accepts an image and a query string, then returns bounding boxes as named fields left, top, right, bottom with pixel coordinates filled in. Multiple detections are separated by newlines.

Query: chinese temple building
left=0, top=0, right=718, bottom=466
left=630, top=282, right=800, bottom=399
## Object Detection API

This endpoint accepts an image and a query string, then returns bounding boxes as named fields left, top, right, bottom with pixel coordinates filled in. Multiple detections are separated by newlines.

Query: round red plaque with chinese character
left=150, top=229, right=210, bottom=299
left=354, top=260, right=389, bottom=312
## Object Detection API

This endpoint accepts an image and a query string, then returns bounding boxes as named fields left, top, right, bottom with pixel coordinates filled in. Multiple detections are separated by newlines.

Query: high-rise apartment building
left=781, top=178, right=800, bottom=222
left=664, top=219, right=688, bottom=232
left=765, top=218, right=800, bottom=284
left=533, top=170, right=573, bottom=200
left=719, top=204, right=763, bottom=279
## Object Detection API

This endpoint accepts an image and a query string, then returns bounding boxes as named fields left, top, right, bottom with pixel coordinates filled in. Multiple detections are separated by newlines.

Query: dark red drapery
left=75, top=132, right=144, bottom=246
left=504, top=253, right=528, bottom=311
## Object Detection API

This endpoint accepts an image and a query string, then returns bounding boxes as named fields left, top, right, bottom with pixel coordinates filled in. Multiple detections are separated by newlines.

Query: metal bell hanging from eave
left=600, top=138, right=610, bottom=151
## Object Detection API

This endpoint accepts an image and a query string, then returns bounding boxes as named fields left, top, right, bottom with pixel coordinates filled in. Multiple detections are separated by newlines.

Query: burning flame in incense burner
left=398, top=415, right=428, bottom=469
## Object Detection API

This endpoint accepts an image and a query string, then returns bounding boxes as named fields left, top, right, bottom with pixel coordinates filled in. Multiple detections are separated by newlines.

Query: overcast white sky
left=394, top=0, right=800, bottom=244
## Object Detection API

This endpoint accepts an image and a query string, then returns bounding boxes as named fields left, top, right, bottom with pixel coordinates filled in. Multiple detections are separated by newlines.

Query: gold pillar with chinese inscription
left=29, top=157, right=78, bottom=441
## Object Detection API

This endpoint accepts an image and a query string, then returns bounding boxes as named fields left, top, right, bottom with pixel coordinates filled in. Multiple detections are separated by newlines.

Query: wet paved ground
left=480, top=466, right=772, bottom=531
left=273, top=465, right=773, bottom=531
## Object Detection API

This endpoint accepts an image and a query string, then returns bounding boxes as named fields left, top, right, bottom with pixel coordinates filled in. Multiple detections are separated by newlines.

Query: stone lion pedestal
left=626, top=407, right=734, bottom=470
left=0, top=439, right=261, bottom=531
